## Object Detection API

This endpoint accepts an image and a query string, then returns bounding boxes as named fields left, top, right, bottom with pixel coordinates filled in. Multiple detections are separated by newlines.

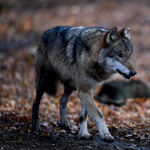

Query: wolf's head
left=99, top=27, right=136, bottom=79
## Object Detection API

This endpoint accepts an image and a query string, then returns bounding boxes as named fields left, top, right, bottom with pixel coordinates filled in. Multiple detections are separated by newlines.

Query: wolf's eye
left=118, top=53, right=123, bottom=58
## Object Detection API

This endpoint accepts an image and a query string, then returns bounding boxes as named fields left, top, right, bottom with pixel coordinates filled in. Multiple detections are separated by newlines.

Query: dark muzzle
left=130, top=70, right=137, bottom=77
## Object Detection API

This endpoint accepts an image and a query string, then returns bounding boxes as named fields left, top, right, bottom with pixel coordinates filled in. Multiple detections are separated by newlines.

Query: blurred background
left=0, top=0, right=150, bottom=139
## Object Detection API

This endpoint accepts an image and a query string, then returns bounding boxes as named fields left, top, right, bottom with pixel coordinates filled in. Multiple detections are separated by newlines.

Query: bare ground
left=0, top=128, right=150, bottom=150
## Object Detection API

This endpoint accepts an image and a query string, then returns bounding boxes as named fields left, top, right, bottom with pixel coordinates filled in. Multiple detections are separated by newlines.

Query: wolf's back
left=41, top=26, right=86, bottom=50
left=42, top=26, right=71, bottom=46
left=41, top=26, right=107, bottom=54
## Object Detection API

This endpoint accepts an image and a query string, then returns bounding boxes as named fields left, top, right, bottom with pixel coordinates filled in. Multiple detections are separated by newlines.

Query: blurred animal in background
left=32, top=26, right=136, bottom=142
left=96, top=80, right=150, bottom=106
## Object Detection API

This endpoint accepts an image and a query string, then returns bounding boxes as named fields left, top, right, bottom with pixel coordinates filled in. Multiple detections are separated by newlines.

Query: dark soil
left=0, top=128, right=150, bottom=150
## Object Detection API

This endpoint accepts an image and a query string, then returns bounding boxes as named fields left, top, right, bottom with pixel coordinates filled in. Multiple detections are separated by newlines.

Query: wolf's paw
left=78, top=132, right=93, bottom=140
left=32, top=122, right=42, bottom=133
left=61, top=120, right=71, bottom=130
left=98, top=122, right=114, bottom=143
left=101, top=132, right=114, bottom=143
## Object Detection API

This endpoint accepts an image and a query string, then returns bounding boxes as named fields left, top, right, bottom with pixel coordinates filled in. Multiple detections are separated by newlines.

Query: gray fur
left=32, top=26, right=136, bottom=142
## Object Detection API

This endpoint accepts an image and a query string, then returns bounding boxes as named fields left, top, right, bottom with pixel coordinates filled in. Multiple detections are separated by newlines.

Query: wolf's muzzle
left=116, top=69, right=137, bottom=79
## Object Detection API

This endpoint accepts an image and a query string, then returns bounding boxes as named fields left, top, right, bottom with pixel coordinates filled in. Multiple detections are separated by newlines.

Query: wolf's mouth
left=116, top=69, right=130, bottom=79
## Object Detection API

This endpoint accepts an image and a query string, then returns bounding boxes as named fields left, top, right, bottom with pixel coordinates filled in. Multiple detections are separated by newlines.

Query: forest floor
left=1, top=0, right=150, bottom=149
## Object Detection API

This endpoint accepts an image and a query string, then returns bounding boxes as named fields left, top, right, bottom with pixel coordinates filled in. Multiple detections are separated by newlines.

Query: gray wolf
left=32, top=26, right=136, bottom=142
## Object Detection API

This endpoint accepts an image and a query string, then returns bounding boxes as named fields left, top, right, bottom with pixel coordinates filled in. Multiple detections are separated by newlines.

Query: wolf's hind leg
left=78, top=104, right=93, bottom=140
left=32, top=84, right=45, bottom=133
left=60, top=86, right=73, bottom=130
left=32, top=70, right=51, bottom=133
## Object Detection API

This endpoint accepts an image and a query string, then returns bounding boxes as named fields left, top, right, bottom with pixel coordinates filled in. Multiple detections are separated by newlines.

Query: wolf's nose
left=130, top=70, right=137, bottom=76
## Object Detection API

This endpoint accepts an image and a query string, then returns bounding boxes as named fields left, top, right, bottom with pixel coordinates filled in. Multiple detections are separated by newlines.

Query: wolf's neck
left=85, top=62, right=113, bottom=82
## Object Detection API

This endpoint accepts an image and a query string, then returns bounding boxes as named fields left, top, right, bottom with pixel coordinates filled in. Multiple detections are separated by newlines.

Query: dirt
left=0, top=128, right=150, bottom=150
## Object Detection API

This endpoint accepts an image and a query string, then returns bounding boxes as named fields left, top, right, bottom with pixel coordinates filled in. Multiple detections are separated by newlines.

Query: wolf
left=32, top=26, right=136, bottom=142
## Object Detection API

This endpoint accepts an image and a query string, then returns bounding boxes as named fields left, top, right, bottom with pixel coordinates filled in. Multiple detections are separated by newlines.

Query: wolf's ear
left=104, top=27, right=118, bottom=46
left=119, top=27, right=131, bottom=40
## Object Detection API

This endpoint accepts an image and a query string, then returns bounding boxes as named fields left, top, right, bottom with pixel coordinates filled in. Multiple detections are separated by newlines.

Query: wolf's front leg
left=78, top=90, right=114, bottom=142
left=78, top=104, right=93, bottom=140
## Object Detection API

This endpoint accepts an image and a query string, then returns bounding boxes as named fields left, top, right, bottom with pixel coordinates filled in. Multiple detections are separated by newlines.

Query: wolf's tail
left=34, top=39, right=57, bottom=96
